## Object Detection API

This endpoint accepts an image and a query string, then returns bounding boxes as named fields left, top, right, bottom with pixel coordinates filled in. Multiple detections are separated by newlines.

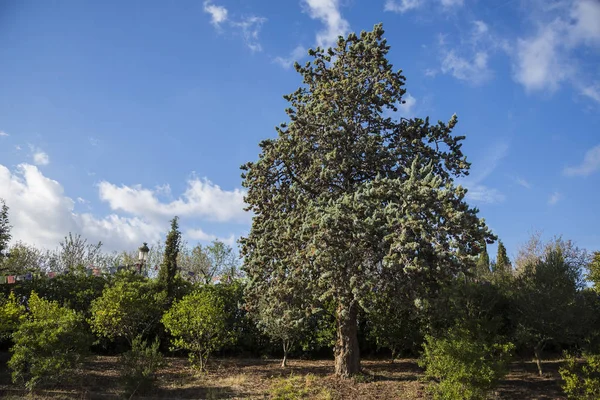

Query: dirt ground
left=0, top=353, right=566, bottom=399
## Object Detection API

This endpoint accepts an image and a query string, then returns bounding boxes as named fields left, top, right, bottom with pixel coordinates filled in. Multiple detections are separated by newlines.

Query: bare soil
left=0, top=353, right=566, bottom=399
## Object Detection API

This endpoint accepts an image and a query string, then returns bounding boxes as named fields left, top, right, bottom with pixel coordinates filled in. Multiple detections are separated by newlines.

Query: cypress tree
left=495, top=240, right=511, bottom=273
left=158, top=217, right=181, bottom=299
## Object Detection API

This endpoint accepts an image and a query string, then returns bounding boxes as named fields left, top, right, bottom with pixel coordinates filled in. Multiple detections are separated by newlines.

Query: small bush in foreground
left=8, top=292, right=91, bottom=390
left=120, top=336, right=164, bottom=397
left=0, top=292, right=25, bottom=340
left=419, top=328, right=514, bottom=400
left=162, top=289, right=233, bottom=371
left=560, top=352, right=600, bottom=399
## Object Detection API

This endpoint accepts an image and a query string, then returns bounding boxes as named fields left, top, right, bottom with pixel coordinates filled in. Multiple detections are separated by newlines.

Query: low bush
left=560, top=352, right=600, bottom=399
left=8, top=292, right=91, bottom=390
left=419, top=327, right=514, bottom=400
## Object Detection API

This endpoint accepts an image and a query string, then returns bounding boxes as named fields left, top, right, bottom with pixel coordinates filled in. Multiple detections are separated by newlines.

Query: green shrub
left=120, top=336, right=164, bottom=397
left=8, top=292, right=91, bottom=390
left=419, top=327, right=514, bottom=400
left=560, top=352, right=600, bottom=399
left=0, top=292, right=25, bottom=340
left=162, top=289, right=233, bottom=371
left=89, top=277, right=166, bottom=345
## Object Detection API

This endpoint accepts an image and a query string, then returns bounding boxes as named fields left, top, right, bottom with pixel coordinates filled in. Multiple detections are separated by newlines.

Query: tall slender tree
left=0, top=199, right=12, bottom=259
left=158, top=217, right=181, bottom=299
left=241, top=24, right=494, bottom=377
left=495, top=240, right=511, bottom=273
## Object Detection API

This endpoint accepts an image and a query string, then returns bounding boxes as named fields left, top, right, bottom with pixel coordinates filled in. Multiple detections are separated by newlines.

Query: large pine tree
left=241, top=24, right=494, bottom=377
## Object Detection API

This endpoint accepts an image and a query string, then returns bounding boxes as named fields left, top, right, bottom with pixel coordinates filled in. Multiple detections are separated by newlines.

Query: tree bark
left=281, top=340, right=288, bottom=368
left=534, top=341, right=545, bottom=376
left=334, top=302, right=360, bottom=378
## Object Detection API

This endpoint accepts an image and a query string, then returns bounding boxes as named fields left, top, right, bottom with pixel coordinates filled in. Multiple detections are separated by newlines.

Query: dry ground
left=0, top=353, right=566, bottom=399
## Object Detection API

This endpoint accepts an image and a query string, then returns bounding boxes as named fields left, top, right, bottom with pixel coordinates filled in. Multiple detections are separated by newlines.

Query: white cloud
left=440, top=0, right=464, bottom=7
left=513, top=0, right=600, bottom=97
left=384, top=0, right=423, bottom=13
left=424, top=68, right=438, bottom=77
left=0, top=130, right=8, bottom=137
left=514, top=25, right=568, bottom=92
left=564, top=144, right=600, bottom=176
left=473, top=20, right=488, bottom=35
left=516, top=178, right=532, bottom=189
left=274, top=45, right=307, bottom=69
left=31, top=147, right=50, bottom=166
left=581, top=84, right=600, bottom=103
left=231, top=16, right=267, bottom=52
left=203, top=2, right=266, bottom=52
left=186, top=228, right=235, bottom=246
left=98, top=176, right=249, bottom=224
left=203, top=1, right=228, bottom=26
left=303, top=0, right=350, bottom=49
left=398, top=93, right=417, bottom=116
left=465, top=185, right=506, bottom=203
left=0, top=164, right=162, bottom=251
left=15, top=145, right=21, bottom=151
left=548, top=191, right=562, bottom=205
left=441, top=50, right=491, bottom=84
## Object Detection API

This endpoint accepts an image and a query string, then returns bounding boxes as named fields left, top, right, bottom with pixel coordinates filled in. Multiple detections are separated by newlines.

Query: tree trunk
left=334, top=302, right=360, bottom=378
left=533, top=341, right=545, bottom=376
left=281, top=340, right=288, bottom=368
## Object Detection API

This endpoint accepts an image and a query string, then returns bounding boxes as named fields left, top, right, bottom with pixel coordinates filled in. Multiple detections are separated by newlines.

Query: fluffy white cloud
left=460, top=141, right=509, bottom=204
left=31, top=147, right=50, bottom=166
left=274, top=45, right=307, bottom=69
left=513, top=0, right=600, bottom=99
left=203, top=1, right=228, bottom=26
left=0, top=130, right=8, bottom=137
left=548, top=191, right=562, bottom=205
left=0, top=163, right=245, bottom=252
left=303, top=0, right=350, bottom=49
left=581, top=84, right=600, bottom=103
left=384, top=0, right=423, bottom=13
left=514, top=25, right=567, bottom=92
left=564, top=144, right=600, bottom=177
left=98, top=176, right=249, bottom=224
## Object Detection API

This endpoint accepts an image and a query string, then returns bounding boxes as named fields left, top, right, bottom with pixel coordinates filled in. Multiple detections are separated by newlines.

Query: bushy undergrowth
left=560, top=352, right=600, bottom=399
left=120, top=336, right=164, bottom=397
left=419, top=327, right=514, bottom=400
left=8, top=292, right=91, bottom=390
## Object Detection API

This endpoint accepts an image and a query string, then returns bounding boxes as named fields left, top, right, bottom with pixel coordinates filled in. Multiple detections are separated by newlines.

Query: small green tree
left=158, top=217, right=181, bottom=299
left=514, top=246, right=580, bottom=375
left=494, top=240, right=511, bottom=274
left=120, top=336, right=164, bottom=397
left=162, top=289, right=232, bottom=371
left=8, top=292, right=91, bottom=390
left=0, top=292, right=25, bottom=340
left=89, top=277, right=166, bottom=345
left=255, top=292, right=308, bottom=367
left=420, top=327, right=514, bottom=400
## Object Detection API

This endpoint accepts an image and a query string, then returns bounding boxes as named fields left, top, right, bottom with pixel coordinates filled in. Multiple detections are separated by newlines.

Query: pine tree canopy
left=240, top=24, right=495, bottom=376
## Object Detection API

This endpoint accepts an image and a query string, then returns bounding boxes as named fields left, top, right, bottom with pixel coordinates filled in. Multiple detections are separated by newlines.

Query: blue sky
left=0, top=0, right=599, bottom=261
